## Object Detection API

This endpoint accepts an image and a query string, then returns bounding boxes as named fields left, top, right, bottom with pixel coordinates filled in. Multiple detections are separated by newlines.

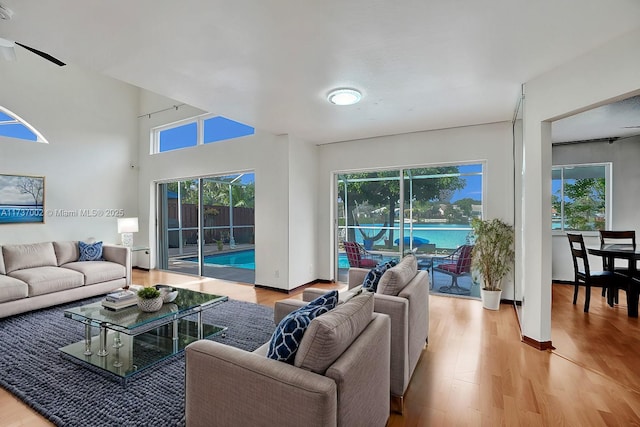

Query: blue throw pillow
left=267, top=290, right=338, bottom=364
left=306, top=289, right=339, bottom=309
left=362, top=259, right=398, bottom=291
left=78, top=241, right=103, bottom=261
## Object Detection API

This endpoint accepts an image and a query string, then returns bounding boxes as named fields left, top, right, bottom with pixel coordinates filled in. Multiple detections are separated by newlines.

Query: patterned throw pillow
left=306, top=289, right=339, bottom=309
left=267, top=290, right=338, bottom=364
left=362, top=259, right=398, bottom=291
left=78, top=241, right=103, bottom=261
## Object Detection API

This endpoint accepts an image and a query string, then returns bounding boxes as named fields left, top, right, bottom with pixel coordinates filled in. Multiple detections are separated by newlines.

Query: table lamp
left=117, top=217, right=138, bottom=247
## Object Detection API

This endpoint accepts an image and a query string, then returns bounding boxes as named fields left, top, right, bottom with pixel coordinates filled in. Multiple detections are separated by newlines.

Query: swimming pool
left=185, top=250, right=256, bottom=270
left=186, top=249, right=354, bottom=270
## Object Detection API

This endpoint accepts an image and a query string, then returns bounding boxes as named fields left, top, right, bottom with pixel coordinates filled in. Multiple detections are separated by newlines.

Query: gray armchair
left=303, top=255, right=429, bottom=413
left=185, top=292, right=391, bottom=427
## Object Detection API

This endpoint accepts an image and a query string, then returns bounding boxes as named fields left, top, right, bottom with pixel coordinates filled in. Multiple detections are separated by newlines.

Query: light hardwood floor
left=2, top=272, right=640, bottom=426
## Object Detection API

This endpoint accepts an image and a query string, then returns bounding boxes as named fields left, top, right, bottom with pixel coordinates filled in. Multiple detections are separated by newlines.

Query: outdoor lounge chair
left=432, top=244, right=474, bottom=295
left=343, top=241, right=382, bottom=268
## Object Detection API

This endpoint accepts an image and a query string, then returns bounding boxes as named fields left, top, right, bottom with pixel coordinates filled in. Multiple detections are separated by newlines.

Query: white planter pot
left=481, top=288, right=502, bottom=310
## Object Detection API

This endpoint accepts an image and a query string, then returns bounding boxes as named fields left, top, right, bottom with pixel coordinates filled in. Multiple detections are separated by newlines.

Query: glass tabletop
left=64, top=288, right=228, bottom=332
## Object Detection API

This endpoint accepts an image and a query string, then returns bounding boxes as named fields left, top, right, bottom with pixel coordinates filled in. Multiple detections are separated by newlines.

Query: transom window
left=552, top=163, right=611, bottom=231
left=152, top=114, right=254, bottom=154
left=0, top=106, right=48, bottom=143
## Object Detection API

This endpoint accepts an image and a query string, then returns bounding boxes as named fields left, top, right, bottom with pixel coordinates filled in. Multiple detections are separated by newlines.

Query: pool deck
left=165, top=243, right=479, bottom=299
left=168, top=243, right=256, bottom=284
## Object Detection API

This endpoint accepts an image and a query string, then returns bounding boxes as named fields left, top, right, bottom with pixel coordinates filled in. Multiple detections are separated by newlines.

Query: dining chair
left=598, top=230, right=636, bottom=301
left=567, top=233, right=620, bottom=312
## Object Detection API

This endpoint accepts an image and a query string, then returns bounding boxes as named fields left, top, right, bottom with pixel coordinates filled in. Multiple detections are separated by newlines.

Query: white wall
left=522, top=28, right=640, bottom=343
left=288, top=137, right=319, bottom=286
left=552, top=136, right=640, bottom=281
left=317, top=122, right=516, bottom=298
left=0, top=52, right=139, bottom=244
left=136, top=91, right=318, bottom=290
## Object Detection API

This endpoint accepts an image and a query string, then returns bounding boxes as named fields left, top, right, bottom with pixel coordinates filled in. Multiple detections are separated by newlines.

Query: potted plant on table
left=470, top=218, right=515, bottom=310
left=136, top=286, right=163, bottom=312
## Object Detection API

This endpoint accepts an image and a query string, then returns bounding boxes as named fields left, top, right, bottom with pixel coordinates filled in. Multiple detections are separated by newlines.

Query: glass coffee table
left=60, top=288, right=228, bottom=382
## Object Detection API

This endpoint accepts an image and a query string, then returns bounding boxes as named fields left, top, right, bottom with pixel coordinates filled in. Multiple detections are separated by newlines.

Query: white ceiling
left=1, top=0, right=640, bottom=144
left=552, top=95, right=640, bottom=144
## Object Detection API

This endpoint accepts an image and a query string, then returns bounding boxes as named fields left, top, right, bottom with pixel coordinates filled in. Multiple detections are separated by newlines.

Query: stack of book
left=102, top=289, right=138, bottom=310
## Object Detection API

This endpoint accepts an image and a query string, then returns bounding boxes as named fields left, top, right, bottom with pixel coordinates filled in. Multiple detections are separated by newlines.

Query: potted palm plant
left=470, top=218, right=515, bottom=310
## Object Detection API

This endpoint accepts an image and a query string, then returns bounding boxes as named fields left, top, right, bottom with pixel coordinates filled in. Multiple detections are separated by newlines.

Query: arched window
left=0, top=106, right=48, bottom=143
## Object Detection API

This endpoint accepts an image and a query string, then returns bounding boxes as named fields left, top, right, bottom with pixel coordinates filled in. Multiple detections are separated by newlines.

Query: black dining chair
left=567, top=233, right=620, bottom=312
left=598, top=230, right=636, bottom=301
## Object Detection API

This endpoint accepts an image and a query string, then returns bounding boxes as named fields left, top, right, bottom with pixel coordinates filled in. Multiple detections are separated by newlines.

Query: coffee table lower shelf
left=60, top=319, right=226, bottom=384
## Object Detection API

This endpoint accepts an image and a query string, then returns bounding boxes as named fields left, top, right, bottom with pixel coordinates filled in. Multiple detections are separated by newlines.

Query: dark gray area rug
left=0, top=297, right=276, bottom=427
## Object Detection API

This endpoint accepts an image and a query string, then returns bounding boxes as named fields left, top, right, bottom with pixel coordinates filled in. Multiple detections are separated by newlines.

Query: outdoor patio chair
left=343, top=241, right=382, bottom=268
left=432, top=244, right=474, bottom=295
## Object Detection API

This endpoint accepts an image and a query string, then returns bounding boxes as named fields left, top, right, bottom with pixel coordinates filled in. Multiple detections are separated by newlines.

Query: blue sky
left=0, top=111, right=38, bottom=141
left=160, top=116, right=254, bottom=152
left=450, top=164, right=483, bottom=202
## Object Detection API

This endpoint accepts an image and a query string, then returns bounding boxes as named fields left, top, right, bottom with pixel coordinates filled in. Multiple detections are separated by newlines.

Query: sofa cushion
left=78, top=241, right=103, bottom=261
left=377, top=254, right=417, bottom=296
left=9, top=266, right=84, bottom=297
left=294, top=291, right=374, bottom=374
left=0, top=246, right=5, bottom=275
left=62, top=261, right=126, bottom=285
left=362, top=259, right=398, bottom=292
left=267, top=290, right=338, bottom=364
left=2, top=242, right=58, bottom=273
left=53, top=241, right=79, bottom=266
left=0, top=275, right=28, bottom=303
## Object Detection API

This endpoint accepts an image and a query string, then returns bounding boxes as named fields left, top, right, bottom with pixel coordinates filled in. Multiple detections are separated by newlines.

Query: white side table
left=130, top=246, right=150, bottom=270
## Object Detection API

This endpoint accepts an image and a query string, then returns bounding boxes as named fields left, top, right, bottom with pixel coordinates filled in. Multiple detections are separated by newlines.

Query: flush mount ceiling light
left=327, top=88, right=362, bottom=106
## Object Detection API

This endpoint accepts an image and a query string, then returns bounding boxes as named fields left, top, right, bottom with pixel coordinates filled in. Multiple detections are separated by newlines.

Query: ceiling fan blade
left=621, top=126, right=640, bottom=129
left=15, top=42, right=65, bottom=66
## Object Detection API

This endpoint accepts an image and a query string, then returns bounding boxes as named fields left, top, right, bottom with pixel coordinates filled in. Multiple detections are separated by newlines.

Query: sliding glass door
left=157, top=172, right=255, bottom=283
left=336, top=164, right=483, bottom=296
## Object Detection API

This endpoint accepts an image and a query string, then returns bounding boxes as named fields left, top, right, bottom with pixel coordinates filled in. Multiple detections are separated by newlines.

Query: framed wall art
left=0, top=174, right=45, bottom=224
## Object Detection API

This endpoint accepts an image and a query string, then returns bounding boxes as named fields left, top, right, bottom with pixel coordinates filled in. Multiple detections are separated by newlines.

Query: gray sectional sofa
left=0, top=241, right=130, bottom=318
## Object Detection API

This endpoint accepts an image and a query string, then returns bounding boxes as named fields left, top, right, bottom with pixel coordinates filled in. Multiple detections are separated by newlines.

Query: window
left=336, top=163, right=483, bottom=264
left=203, top=116, right=254, bottom=144
left=0, top=106, right=48, bottom=143
left=159, top=122, right=197, bottom=152
left=153, top=114, right=254, bottom=154
left=552, top=163, right=611, bottom=231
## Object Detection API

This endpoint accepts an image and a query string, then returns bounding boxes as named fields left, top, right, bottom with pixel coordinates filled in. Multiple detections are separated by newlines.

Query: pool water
left=188, top=249, right=416, bottom=270
left=188, top=250, right=354, bottom=270
left=185, top=250, right=256, bottom=270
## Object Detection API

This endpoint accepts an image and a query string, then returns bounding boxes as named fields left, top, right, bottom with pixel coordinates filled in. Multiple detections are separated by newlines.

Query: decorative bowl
left=137, top=296, right=163, bottom=312
left=155, top=284, right=179, bottom=303
left=162, top=290, right=178, bottom=303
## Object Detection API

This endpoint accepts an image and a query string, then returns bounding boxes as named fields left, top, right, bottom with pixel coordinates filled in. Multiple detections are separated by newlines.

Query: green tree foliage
left=554, top=178, right=605, bottom=231
left=202, top=179, right=255, bottom=208
left=339, top=167, right=465, bottom=247
left=454, top=198, right=480, bottom=218
left=169, top=177, right=255, bottom=208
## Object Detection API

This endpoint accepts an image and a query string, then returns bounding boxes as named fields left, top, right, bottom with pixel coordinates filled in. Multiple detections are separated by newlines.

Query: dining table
left=587, top=243, right=640, bottom=317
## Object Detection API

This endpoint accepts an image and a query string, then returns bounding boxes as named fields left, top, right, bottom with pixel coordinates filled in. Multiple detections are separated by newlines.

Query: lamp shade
left=117, top=217, right=139, bottom=233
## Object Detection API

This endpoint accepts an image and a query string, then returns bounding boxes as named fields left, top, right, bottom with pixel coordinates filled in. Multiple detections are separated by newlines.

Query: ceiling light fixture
left=0, top=3, right=14, bottom=20
left=327, top=88, right=362, bottom=106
